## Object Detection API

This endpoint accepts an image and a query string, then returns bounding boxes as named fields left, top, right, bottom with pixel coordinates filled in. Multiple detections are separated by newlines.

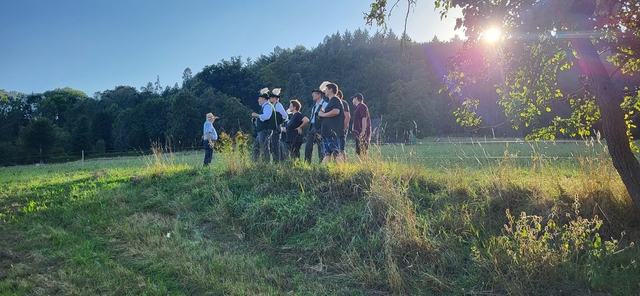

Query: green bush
left=0, top=142, right=18, bottom=166
left=93, top=139, right=106, bottom=154
left=234, top=131, right=251, bottom=155
left=214, top=132, right=233, bottom=153
left=470, top=201, right=635, bottom=295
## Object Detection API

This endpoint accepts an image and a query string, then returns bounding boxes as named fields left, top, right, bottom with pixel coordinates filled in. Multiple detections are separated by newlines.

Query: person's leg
left=340, top=135, right=347, bottom=162
left=203, top=140, right=213, bottom=166
left=255, top=130, right=271, bottom=162
left=282, top=141, right=291, bottom=161
left=304, top=132, right=315, bottom=164
left=270, top=131, right=280, bottom=163
left=321, top=138, right=331, bottom=164
left=322, top=137, right=340, bottom=164
left=279, top=139, right=286, bottom=161
left=362, top=140, right=369, bottom=156
left=315, top=134, right=323, bottom=164
left=339, top=135, right=346, bottom=163
left=262, top=130, right=272, bottom=162
left=292, top=141, right=302, bottom=160
left=252, top=133, right=262, bottom=162
left=355, top=138, right=362, bottom=156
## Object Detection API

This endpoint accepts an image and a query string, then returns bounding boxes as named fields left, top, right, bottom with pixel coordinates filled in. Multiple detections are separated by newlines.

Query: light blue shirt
left=259, top=101, right=274, bottom=122
left=274, top=102, right=289, bottom=122
left=310, top=100, right=328, bottom=124
left=203, top=120, right=217, bottom=141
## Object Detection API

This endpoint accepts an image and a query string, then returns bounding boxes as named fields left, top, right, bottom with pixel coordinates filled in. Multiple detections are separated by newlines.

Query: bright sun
left=483, top=28, right=501, bottom=43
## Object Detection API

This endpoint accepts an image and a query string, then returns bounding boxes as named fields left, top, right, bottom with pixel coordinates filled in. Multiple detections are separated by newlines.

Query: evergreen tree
left=17, top=118, right=57, bottom=163
left=71, top=116, right=92, bottom=153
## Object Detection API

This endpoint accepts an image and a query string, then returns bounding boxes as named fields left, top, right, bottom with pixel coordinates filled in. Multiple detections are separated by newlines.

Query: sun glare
left=483, top=28, right=501, bottom=43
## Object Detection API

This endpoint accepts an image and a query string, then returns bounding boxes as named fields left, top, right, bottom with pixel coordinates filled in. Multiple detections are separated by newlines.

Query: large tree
left=0, top=91, right=32, bottom=142
left=17, top=118, right=57, bottom=163
left=92, top=111, right=114, bottom=151
left=71, top=116, right=92, bottom=153
left=167, top=90, right=201, bottom=148
left=37, top=87, right=89, bottom=130
left=366, top=0, right=640, bottom=210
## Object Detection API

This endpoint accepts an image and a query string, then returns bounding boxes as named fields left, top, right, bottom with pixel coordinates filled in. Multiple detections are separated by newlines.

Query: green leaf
left=593, top=235, right=602, bottom=248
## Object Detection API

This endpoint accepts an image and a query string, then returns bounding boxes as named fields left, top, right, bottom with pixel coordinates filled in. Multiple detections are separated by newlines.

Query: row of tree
left=1, top=28, right=638, bottom=165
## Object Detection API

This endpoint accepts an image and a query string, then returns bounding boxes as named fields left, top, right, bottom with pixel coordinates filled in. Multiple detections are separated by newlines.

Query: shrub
left=0, top=142, right=18, bottom=166
left=214, top=132, right=233, bottom=153
left=471, top=198, right=634, bottom=295
left=93, top=139, right=106, bottom=154
left=234, top=131, right=251, bottom=155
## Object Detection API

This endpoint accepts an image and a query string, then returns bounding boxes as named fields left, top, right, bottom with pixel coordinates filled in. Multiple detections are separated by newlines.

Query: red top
left=352, top=103, right=371, bottom=140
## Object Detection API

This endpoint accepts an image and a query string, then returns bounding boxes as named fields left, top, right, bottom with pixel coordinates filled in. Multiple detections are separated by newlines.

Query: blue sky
left=1, top=0, right=462, bottom=97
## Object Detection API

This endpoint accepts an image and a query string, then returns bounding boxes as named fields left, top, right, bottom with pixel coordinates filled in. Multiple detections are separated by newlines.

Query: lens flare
left=483, top=28, right=501, bottom=43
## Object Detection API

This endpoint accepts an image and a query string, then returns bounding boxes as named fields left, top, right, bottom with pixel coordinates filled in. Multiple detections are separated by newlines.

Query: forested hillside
left=1, top=29, right=638, bottom=165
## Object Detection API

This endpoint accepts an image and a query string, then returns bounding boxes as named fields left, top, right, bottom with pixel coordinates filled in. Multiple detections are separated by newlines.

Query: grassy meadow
left=1, top=138, right=639, bottom=295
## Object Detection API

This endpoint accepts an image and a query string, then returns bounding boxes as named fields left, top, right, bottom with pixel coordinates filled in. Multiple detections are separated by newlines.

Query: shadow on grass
left=1, top=156, right=639, bottom=295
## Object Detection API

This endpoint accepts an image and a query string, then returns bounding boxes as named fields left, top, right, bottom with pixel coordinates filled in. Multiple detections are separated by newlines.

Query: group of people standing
left=202, top=81, right=371, bottom=166
left=250, top=87, right=301, bottom=163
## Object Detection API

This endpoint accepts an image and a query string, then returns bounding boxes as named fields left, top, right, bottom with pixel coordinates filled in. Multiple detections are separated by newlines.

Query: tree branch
left=609, top=55, right=631, bottom=78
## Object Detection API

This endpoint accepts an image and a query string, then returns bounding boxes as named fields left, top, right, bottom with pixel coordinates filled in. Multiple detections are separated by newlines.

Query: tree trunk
left=572, top=37, right=640, bottom=211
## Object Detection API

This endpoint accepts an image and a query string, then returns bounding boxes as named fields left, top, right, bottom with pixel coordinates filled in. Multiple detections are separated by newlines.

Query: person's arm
left=277, top=103, right=289, bottom=122
left=211, top=127, right=218, bottom=140
left=258, top=105, right=273, bottom=121
left=205, top=122, right=216, bottom=146
left=360, top=118, right=368, bottom=139
left=206, top=131, right=213, bottom=147
left=344, top=109, right=351, bottom=130
left=319, top=108, right=340, bottom=118
left=319, top=99, right=341, bottom=118
left=297, top=117, right=310, bottom=134
left=316, top=101, right=328, bottom=119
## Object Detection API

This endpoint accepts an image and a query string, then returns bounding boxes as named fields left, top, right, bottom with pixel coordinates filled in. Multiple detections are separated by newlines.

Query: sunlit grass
left=1, top=138, right=639, bottom=295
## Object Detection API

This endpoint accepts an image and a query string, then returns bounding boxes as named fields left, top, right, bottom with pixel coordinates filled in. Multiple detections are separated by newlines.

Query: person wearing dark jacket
left=251, top=88, right=277, bottom=162
left=304, top=89, right=327, bottom=164
left=269, top=88, right=288, bottom=162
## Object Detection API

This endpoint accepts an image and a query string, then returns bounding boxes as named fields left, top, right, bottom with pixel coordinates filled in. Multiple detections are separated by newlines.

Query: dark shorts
left=322, top=137, right=341, bottom=156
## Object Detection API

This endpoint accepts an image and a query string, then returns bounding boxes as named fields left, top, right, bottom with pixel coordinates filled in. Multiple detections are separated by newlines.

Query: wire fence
left=0, top=146, right=204, bottom=164
left=0, top=137, right=620, bottom=166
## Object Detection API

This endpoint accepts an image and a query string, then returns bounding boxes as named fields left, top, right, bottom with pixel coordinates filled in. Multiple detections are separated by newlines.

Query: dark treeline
left=1, top=29, right=638, bottom=165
